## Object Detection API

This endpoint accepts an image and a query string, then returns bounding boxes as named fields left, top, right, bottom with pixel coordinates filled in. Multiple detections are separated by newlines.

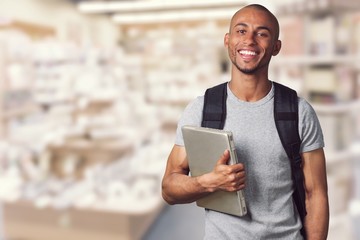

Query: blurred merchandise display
left=0, top=134, right=170, bottom=240
left=0, top=20, right=168, bottom=240
left=0, top=0, right=359, bottom=239
left=276, top=1, right=360, bottom=240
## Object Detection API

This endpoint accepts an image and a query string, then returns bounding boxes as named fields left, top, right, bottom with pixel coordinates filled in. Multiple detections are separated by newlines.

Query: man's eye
left=257, top=32, right=268, bottom=37
left=237, top=30, right=245, bottom=34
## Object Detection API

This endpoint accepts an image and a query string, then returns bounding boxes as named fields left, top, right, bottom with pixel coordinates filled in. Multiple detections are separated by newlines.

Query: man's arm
left=161, top=145, right=246, bottom=205
left=302, top=148, right=329, bottom=240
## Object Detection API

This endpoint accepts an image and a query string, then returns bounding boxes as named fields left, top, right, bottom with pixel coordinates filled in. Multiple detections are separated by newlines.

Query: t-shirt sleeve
left=298, top=97, right=325, bottom=153
left=174, top=96, right=204, bottom=146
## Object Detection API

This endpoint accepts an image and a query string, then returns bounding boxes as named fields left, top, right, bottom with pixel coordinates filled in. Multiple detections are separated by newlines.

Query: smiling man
left=226, top=5, right=280, bottom=76
left=162, top=4, right=329, bottom=240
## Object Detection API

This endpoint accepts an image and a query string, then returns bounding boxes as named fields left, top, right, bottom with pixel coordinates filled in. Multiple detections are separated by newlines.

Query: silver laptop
left=182, top=125, right=247, bottom=217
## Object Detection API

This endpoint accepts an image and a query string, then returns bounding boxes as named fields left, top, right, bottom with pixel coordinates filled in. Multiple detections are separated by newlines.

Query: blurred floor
left=144, top=203, right=205, bottom=240
left=0, top=202, right=204, bottom=240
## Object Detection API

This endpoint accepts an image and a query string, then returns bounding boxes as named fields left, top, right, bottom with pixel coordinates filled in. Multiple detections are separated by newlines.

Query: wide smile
left=238, top=49, right=258, bottom=60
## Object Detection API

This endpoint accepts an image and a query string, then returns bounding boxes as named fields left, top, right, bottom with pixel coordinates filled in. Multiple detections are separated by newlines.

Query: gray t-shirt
left=175, top=82, right=324, bottom=240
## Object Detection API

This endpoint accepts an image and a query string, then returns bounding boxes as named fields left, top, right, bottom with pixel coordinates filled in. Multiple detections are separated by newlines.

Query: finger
left=216, top=150, right=230, bottom=165
left=229, top=163, right=245, bottom=172
left=232, top=179, right=246, bottom=191
left=232, top=172, right=246, bottom=184
left=238, top=183, right=246, bottom=190
left=228, top=183, right=245, bottom=192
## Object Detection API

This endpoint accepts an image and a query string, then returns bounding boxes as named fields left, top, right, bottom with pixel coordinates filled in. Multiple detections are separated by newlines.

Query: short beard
left=233, top=61, right=258, bottom=74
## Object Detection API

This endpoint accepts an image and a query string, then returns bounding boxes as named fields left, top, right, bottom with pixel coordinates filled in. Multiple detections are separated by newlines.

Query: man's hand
left=199, top=150, right=246, bottom=193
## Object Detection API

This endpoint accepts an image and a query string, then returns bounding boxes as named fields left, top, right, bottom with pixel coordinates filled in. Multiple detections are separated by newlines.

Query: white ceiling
left=72, top=0, right=303, bottom=14
left=65, top=0, right=302, bottom=24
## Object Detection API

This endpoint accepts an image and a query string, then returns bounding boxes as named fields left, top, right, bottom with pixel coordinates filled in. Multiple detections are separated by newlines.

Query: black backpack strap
left=273, top=82, right=307, bottom=238
left=202, top=82, right=228, bottom=129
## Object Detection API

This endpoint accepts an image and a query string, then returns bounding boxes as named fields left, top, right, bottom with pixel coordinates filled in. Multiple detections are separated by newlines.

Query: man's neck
left=228, top=73, right=272, bottom=102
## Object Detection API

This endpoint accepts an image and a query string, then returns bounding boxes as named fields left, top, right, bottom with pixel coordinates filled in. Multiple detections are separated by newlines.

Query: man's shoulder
left=187, top=95, right=204, bottom=107
left=297, top=96, right=314, bottom=111
left=182, top=96, right=204, bottom=116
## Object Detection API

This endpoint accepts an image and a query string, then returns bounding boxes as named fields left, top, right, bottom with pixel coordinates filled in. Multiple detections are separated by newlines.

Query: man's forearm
left=304, top=192, right=329, bottom=240
left=162, top=147, right=245, bottom=205
left=162, top=172, right=212, bottom=205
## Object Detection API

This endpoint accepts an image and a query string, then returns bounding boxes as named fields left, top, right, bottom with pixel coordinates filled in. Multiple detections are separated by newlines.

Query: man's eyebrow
left=233, top=23, right=271, bottom=32
left=257, top=26, right=271, bottom=32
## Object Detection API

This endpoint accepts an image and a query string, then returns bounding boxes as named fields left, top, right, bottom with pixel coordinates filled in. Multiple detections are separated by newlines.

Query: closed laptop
left=181, top=125, right=247, bottom=217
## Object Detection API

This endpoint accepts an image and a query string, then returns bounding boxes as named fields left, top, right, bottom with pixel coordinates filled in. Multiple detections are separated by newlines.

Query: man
left=162, top=4, right=329, bottom=240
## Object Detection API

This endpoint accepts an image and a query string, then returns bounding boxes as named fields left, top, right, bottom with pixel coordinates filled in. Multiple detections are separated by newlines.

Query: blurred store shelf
left=0, top=1, right=359, bottom=240
left=272, top=55, right=360, bottom=68
left=313, top=100, right=360, bottom=114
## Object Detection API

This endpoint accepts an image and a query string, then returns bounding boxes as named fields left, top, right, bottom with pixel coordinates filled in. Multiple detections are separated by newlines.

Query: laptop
left=181, top=125, right=247, bottom=217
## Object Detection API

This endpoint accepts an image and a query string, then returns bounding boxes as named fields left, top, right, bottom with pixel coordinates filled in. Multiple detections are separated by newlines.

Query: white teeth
left=239, top=50, right=256, bottom=56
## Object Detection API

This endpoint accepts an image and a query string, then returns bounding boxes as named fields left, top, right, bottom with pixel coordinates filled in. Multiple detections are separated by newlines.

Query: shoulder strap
left=273, top=82, right=307, bottom=237
left=201, top=82, right=227, bottom=129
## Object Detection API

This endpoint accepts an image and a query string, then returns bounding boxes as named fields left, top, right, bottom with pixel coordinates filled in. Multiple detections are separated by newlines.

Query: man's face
left=224, top=7, right=281, bottom=75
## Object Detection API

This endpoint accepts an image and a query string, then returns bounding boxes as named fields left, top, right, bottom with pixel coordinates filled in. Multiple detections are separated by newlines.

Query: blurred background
left=0, top=0, right=359, bottom=239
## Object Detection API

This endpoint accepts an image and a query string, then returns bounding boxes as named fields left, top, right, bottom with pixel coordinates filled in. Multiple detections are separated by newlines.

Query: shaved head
left=229, top=4, right=280, bottom=40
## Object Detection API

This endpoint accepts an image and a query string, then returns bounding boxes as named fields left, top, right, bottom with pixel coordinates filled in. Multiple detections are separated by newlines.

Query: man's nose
left=243, top=33, right=256, bottom=45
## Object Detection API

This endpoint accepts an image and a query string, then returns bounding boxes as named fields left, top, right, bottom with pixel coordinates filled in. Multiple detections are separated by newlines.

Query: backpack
left=201, top=81, right=307, bottom=238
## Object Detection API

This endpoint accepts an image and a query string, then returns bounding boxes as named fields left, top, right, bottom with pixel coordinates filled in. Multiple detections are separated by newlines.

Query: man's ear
left=224, top=33, right=229, bottom=48
left=272, top=40, right=282, bottom=56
